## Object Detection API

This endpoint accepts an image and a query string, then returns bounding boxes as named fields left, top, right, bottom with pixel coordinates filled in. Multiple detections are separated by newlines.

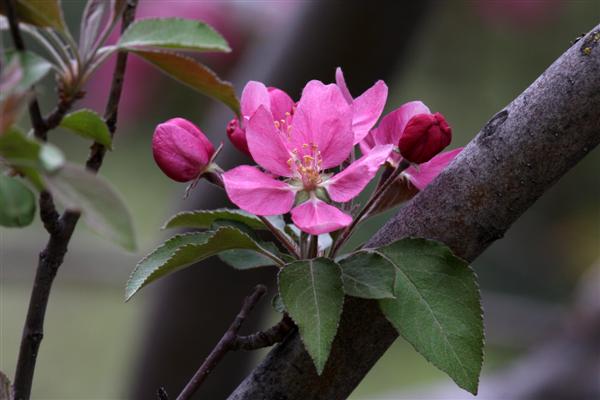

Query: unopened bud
left=226, top=118, right=251, bottom=156
left=398, top=112, right=451, bottom=164
left=152, top=118, right=215, bottom=182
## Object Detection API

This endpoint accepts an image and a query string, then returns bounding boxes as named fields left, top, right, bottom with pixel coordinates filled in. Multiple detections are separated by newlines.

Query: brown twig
left=174, top=285, right=293, bottom=400
left=10, top=2, right=139, bottom=399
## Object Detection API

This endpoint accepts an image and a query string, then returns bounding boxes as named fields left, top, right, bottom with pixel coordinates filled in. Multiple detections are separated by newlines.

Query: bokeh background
left=1, top=1, right=599, bottom=399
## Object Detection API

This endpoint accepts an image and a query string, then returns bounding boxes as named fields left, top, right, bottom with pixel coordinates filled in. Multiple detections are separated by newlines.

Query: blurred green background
left=1, top=1, right=599, bottom=399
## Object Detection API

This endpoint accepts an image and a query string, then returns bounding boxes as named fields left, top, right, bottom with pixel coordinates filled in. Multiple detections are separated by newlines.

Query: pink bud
left=152, top=118, right=215, bottom=182
left=226, top=117, right=251, bottom=156
left=398, top=112, right=452, bottom=164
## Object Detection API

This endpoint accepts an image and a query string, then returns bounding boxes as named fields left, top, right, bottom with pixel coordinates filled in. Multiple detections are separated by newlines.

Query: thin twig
left=11, top=2, right=139, bottom=399
left=331, top=160, right=410, bottom=256
left=176, top=285, right=272, bottom=400
left=232, top=314, right=294, bottom=350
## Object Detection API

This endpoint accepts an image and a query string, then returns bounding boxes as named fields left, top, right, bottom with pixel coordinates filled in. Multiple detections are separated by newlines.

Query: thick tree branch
left=228, top=23, right=600, bottom=400
left=11, top=2, right=139, bottom=399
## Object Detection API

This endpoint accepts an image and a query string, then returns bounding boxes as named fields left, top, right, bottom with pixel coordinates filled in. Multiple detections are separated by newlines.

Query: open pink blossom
left=403, top=147, right=463, bottom=190
left=223, top=80, right=393, bottom=235
left=227, top=81, right=294, bottom=156
left=335, top=67, right=388, bottom=144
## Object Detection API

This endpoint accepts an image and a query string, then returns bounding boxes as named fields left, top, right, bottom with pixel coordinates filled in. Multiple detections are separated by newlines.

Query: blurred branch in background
left=380, top=261, right=600, bottom=399
left=129, top=1, right=431, bottom=398
left=228, top=23, right=600, bottom=400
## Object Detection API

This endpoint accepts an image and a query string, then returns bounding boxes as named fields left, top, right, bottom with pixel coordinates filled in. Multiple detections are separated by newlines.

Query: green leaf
left=5, top=50, right=52, bottom=94
left=0, top=0, right=66, bottom=31
left=44, top=163, right=136, bottom=251
left=130, top=49, right=240, bottom=115
left=339, top=251, right=396, bottom=299
left=126, top=226, right=279, bottom=300
left=218, top=242, right=280, bottom=270
left=271, top=293, right=285, bottom=313
left=163, top=208, right=266, bottom=231
left=60, top=109, right=112, bottom=149
left=118, top=18, right=230, bottom=53
left=376, top=238, right=483, bottom=394
left=79, top=0, right=110, bottom=58
left=278, top=258, right=344, bottom=374
left=0, top=127, right=63, bottom=188
left=0, top=174, right=36, bottom=227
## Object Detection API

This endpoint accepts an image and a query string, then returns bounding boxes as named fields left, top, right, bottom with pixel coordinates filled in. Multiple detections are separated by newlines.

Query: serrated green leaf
left=60, top=109, right=112, bottom=149
left=0, top=174, right=36, bottom=227
left=339, top=251, right=395, bottom=299
left=118, top=18, right=230, bottom=53
left=376, top=238, right=483, bottom=394
left=130, top=49, right=239, bottom=115
left=44, top=163, right=136, bottom=252
left=126, top=226, right=279, bottom=300
left=5, top=50, right=52, bottom=94
left=278, top=258, right=344, bottom=374
left=163, top=208, right=266, bottom=230
left=0, top=0, right=66, bottom=31
left=218, top=247, right=278, bottom=270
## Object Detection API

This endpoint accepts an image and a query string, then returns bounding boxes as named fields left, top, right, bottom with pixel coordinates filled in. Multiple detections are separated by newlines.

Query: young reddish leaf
left=130, top=49, right=240, bottom=115
left=0, top=0, right=66, bottom=32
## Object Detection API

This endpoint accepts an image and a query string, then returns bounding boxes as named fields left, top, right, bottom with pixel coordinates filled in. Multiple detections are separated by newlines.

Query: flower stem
left=331, top=160, right=410, bottom=256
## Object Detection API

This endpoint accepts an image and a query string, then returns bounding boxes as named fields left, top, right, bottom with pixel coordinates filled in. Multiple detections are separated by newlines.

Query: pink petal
left=241, top=81, right=271, bottom=119
left=369, top=101, right=431, bottom=148
left=268, top=87, right=294, bottom=122
left=335, top=67, right=353, bottom=104
left=223, top=165, right=296, bottom=216
left=351, top=80, right=388, bottom=144
left=246, top=106, right=293, bottom=177
left=325, top=144, right=394, bottom=202
left=291, top=198, right=353, bottom=235
left=291, top=80, right=353, bottom=169
left=404, top=147, right=463, bottom=190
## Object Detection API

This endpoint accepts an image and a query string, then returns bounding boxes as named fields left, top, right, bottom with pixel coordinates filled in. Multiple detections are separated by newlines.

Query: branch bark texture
left=228, top=23, right=600, bottom=400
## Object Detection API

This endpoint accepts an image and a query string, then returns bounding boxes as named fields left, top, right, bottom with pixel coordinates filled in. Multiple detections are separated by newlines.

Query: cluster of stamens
left=273, top=111, right=294, bottom=139
left=287, top=143, right=323, bottom=190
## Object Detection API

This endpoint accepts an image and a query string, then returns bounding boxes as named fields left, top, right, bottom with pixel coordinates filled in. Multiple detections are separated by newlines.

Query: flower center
left=287, top=143, right=323, bottom=191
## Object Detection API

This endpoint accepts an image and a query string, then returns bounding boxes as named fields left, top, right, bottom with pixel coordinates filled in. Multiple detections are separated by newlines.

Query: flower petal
left=335, top=67, right=353, bottom=104
left=241, top=81, right=271, bottom=119
left=369, top=100, right=431, bottom=148
left=291, top=80, right=353, bottom=169
left=268, top=87, right=294, bottom=122
left=291, top=198, right=352, bottom=235
left=404, top=147, right=463, bottom=190
left=246, top=106, right=293, bottom=177
left=223, top=165, right=296, bottom=216
left=351, top=80, right=388, bottom=144
left=325, top=144, right=394, bottom=202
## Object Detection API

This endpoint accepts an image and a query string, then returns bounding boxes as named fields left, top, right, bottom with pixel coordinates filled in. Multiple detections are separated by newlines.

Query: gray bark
left=228, top=24, right=600, bottom=400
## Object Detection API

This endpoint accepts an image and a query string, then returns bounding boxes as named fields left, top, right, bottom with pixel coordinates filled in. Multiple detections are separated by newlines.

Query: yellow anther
left=274, top=121, right=280, bottom=129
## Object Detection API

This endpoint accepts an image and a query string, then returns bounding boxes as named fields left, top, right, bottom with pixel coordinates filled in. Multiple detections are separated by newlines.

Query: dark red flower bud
left=226, top=117, right=251, bottom=156
left=398, top=112, right=452, bottom=164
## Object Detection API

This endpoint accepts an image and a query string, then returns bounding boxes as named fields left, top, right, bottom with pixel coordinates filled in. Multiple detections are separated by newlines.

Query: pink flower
left=335, top=67, right=388, bottom=144
left=360, top=100, right=451, bottom=164
left=152, top=118, right=215, bottom=182
left=403, top=147, right=463, bottom=190
left=223, top=80, right=392, bottom=235
left=226, top=82, right=295, bottom=156
left=398, top=112, right=451, bottom=163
